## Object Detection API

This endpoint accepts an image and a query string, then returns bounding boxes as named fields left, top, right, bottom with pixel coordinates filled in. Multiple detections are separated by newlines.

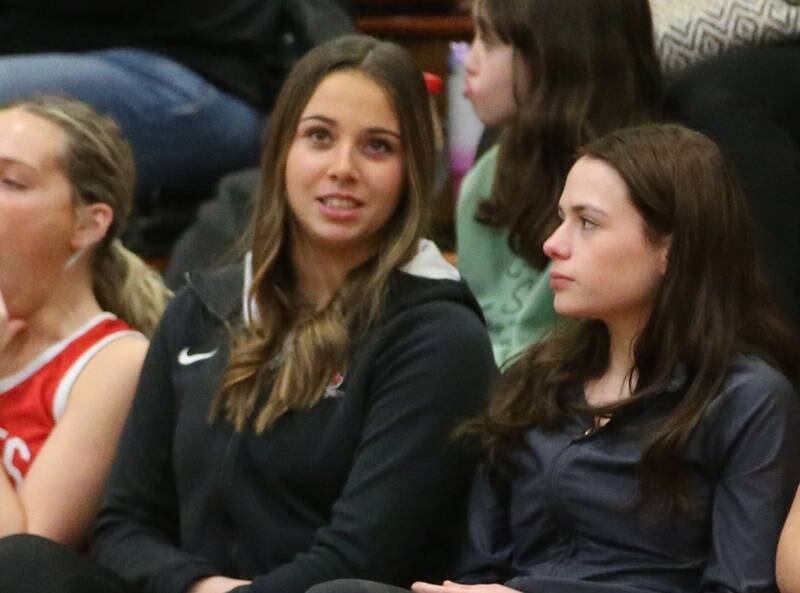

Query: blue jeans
left=0, top=48, right=266, bottom=207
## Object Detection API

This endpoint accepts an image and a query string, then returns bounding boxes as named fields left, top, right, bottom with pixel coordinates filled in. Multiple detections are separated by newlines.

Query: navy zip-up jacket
left=457, top=356, right=800, bottom=593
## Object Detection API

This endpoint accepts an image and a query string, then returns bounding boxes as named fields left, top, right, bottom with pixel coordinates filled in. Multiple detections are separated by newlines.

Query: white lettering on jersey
left=0, top=427, right=32, bottom=489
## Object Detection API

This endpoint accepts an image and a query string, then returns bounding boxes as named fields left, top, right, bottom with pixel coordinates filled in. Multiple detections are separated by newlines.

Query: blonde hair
left=210, top=35, right=435, bottom=432
left=5, top=96, right=171, bottom=335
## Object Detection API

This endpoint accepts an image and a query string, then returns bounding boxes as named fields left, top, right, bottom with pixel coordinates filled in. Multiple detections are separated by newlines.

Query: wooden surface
left=357, top=14, right=472, bottom=37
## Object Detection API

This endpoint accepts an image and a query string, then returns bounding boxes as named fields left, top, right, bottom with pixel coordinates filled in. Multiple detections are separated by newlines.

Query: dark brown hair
left=473, top=0, right=662, bottom=269
left=210, top=35, right=435, bottom=432
left=468, top=123, right=799, bottom=509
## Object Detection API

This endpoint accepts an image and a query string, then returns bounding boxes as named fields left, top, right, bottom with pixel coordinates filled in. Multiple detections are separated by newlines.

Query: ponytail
left=93, top=240, right=172, bottom=337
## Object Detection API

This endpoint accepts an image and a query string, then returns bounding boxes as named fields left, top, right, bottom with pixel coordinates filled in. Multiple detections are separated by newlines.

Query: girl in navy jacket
left=313, top=124, right=800, bottom=593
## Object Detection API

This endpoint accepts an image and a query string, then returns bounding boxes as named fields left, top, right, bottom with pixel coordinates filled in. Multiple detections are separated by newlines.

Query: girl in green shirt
left=456, top=0, right=662, bottom=366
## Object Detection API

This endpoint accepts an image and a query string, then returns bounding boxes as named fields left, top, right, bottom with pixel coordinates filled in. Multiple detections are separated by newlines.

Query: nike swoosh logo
left=178, top=347, right=218, bottom=365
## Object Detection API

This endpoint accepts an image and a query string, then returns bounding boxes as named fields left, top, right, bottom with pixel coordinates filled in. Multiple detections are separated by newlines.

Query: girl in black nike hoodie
left=0, top=34, right=495, bottom=593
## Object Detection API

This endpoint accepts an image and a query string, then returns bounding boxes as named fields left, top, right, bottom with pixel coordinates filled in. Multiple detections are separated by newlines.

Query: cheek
left=284, top=147, right=321, bottom=217
left=600, top=245, right=665, bottom=304
left=0, top=165, right=77, bottom=247
left=496, top=74, right=518, bottom=113
left=637, top=261, right=665, bottom=300
left=0, top=201, right=67, bottom=249
left=373, top=163, right=405, bottom=216
left=473, top=71, right=516, bottom=123
left=284, top=146, right=306, bottom=195
left=0, top=210, right=73, bottom=315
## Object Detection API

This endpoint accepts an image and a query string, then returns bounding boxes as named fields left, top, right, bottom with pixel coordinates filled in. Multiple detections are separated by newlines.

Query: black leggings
left=0, top=534, right=132, bottom=593
left=307, top=580, right=412, bottom=593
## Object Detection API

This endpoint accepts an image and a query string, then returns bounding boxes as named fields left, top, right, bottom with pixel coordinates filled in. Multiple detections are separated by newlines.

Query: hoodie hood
left=186, top=239, right=484, bottom=328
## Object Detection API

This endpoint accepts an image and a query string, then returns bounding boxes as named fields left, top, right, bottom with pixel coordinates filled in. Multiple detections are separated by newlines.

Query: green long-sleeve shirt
left=456, top=146, right=558, bottom=367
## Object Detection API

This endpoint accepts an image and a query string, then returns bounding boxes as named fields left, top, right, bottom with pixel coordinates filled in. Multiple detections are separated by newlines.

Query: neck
left=0, top=264, right=102, bottom=377
left=585, top=311, right=649, bottom=407
left=290, top=234, right=376, bottom=310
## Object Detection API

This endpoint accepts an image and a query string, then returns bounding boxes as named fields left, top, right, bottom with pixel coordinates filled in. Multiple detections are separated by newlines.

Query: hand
left=412, top=580, right=520, bottom=593
left=187, top=576, right=251, bottom=593
left=0, top=289, right=26, bottom=351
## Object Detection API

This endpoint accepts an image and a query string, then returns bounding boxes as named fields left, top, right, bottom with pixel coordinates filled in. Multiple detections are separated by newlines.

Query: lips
left=317, top=193, right=363, bottom=221
left=550, top=270, right=574, bottom=290
left=317, top=193, right=363, bottom=210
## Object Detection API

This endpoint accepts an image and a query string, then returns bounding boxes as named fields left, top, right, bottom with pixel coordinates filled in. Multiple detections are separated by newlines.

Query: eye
left=580, top=217, right=598, bottom=230
left=363, top=137, right=396, bottom=157
left=1, top=177, right=26, bottom=190
left=303, top=126, right=332, bottom=146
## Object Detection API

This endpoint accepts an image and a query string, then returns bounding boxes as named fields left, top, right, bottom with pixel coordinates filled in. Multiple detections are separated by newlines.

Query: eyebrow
left=299, top=115, right=334, bottom=125
left=565, top=203, right=608, bottom=217
left=298, top=115, right=401, bottom=139
left=0, top=156, right=38, bottom=171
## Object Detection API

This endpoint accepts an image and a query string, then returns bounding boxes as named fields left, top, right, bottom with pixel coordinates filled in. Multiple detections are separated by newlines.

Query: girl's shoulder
left=704, top=353, right=798, bottom=425
left=457, top=144, right=500, bottom=215
left=388, top=239, right=482, bottom=325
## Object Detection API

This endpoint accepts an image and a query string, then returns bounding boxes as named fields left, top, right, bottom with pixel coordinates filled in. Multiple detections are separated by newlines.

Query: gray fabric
left=651, top=0, right=800, bottom=76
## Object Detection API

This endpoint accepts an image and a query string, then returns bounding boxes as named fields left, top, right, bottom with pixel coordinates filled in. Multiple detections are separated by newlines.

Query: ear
left=658, top=236, right=671, bottom=276
left=70, top=202, right=114, bottom=251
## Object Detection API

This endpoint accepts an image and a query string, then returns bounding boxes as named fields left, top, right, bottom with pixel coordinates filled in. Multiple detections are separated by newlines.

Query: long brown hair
left=474, top=0, right=662, bottom=269
left=210, top=35, right=435, bottom=432
left=4, top=96, right=171, bottom=336
left=469, top=123, right=799, bottom=509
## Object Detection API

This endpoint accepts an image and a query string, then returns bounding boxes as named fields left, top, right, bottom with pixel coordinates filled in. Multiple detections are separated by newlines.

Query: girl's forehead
left=0, top=108, right=66, bottom=172
left=299, top=71, right=400, bottom=134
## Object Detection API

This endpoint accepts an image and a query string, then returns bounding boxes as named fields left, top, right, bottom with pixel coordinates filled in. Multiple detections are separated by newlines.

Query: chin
left=553, top=300, right=595, bottom=320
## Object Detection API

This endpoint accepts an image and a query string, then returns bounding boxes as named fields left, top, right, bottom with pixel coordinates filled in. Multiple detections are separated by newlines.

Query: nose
left=327, top=143, right=357, bottom=182
left=543, top=221, right=570, bottom=260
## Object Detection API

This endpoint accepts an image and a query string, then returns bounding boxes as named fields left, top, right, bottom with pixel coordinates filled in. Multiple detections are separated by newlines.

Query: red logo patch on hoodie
left=324, top=371, right=347, bottom=399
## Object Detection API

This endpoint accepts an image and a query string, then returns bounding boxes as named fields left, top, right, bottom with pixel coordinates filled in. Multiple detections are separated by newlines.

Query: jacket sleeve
left=91, top=289, right=220, bottom=593
left=246, top=300, right=496, bottom=593
left=699, top=365, right=800, bottom=593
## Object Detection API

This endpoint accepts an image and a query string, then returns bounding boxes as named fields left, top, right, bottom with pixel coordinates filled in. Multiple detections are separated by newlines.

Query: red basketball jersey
left=0, top=314, right=140, bottom=488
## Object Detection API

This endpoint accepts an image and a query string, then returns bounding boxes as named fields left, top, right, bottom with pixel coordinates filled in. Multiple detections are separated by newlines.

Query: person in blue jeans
left=0, top=1, right=351, bottom=208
